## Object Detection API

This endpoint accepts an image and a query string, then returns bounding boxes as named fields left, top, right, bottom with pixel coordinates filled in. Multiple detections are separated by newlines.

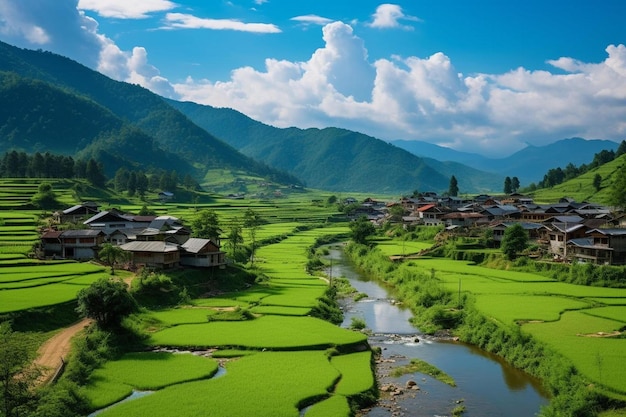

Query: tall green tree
left=593, top=173, right=602, bottom=192
left=503, top=176, right=512, bottom=194
left=511, top=177, right=520, bottom=193
left=31, top=182, right=60, bottom=209
left=190, top=210, right=221, bottom=240
left=243, top=209, right=263, bottom=265
left=500, top=223, right=528, bottom=260
left=98, top=243, right=128, bottom=275
left=225, top=218, right=245, bottom=262
left=76, top=278, right=136, bottom=329
left=448, top=175, right=459, bottom=197
left=349, top=215, right=376, bottom=244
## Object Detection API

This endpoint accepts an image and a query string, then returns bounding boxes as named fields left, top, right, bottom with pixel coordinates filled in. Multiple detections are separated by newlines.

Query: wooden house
left=119, top=241, right=180, bottom=269
left=41, top=229, right=105, bottom=260
left=180, top=238, right=226, bottom=268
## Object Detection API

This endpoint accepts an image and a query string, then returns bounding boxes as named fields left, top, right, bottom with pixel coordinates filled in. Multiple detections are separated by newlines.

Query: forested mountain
left=0, top=40, right=299, bottom=185
left=392, top=137, right=620, bottom=185
left=168, top=100, right=503, bottom=194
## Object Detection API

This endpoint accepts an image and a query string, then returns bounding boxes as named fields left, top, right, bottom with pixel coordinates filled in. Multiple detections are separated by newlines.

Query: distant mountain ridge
left=168, top=100, right=503, bottom=194
left=391, top=138, right=620, bottom=186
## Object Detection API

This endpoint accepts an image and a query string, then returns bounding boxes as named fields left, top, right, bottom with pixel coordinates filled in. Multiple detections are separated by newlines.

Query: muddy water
left=328, top=247, right=549, bottom=417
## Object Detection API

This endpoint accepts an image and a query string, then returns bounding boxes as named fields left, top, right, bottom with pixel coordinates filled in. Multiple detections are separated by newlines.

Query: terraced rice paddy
left=406, top=256, right=626, bottom=396
left=84, top=225, right=371, bottom=416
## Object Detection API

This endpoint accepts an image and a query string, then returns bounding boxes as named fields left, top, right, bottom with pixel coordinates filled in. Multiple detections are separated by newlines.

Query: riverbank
left=342, top=241, right=615, bottom=416
left=327, top=245, right=549, bottom=417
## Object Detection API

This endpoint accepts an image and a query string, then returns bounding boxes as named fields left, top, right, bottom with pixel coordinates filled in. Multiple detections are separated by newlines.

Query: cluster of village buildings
left=351, top=193, right=626, bottom=266
left=40, top=202, right=226, bottom=269
left=39, top=192, right=626, bottom=269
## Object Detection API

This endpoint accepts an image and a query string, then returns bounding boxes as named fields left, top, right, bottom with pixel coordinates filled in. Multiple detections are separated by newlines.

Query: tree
left=31, top=182, right=60, bottom=209
left=503, top=176, right=512, bottom=194
left=448, top=175, right=459, bottom=197
left=85, top=158, right=106, bottom=187
left=243, top=209, right=263, bottom=265
left=500, top=223, right=529, bottom=260
left=511, top=177, right=520, bottom=193
left=349, top=215, right=376, bottom=244
left=0, top=323, right=40, bottom=417
left=98, top=243, right=128, bottom=275
left=225, top=218, right=245, bottom=262
left=190, top=209, right=221, bottom=240
left=76, top=277, right=136, bottom=328
left=114, top=168, right=129, bottom=192
left=609, top=163, right=626, bottom=209
left=593, top=173, right=602, bottom=192
left=616, top=140, right=626, bottom=157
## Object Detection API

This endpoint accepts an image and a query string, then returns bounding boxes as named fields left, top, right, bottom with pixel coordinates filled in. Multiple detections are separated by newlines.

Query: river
left=327, top=246, right=549, bottom=417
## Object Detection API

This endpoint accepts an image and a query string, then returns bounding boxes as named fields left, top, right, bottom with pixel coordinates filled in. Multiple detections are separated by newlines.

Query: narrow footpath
left=34, top=318, right=92, bottom=384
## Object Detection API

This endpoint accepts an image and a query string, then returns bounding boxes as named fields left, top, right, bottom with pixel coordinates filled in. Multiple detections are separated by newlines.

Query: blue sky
left=1, top=1, right=625, bottom=157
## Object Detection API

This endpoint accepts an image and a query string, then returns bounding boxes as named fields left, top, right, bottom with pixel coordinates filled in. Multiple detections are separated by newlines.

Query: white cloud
left=163, top=12, right=281, bottom=33
left=0, top=0, right=175, bottom=97
left=173, top=22, right=626, bottom=157
left=369, top=4, right=421, bottom=30
left=77, top=0, right=177, bottom=19
left=291, top=15, right=333, bottom=26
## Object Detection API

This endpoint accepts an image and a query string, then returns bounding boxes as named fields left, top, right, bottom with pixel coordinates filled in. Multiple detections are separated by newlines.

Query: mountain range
left=391, top=138, right=619, bottom=186
left=0, top=39, right=620, bottom=195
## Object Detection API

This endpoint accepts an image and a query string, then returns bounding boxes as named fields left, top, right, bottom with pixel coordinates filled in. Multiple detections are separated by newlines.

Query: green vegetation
left=390, top=358, right=456, bottom=387
left=344, top=229, right=626, bottom=416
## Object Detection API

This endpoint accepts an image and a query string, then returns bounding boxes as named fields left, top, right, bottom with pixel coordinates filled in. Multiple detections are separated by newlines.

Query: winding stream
left=328, top=247, right=549, bottom=417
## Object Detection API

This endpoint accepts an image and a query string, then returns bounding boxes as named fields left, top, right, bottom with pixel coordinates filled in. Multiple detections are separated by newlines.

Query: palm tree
left=98, top=243, right=128, bottom=275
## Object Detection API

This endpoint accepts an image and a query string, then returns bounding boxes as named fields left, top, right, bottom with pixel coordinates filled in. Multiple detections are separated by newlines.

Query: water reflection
left=327, top=246, right=549, bottom=416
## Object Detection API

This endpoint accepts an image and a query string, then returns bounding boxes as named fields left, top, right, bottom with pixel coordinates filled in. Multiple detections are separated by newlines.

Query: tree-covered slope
left=0, top=72, right=192, bottom=177
left=168, top=100, right=502, bottom=194
left=0, top=40, right=298, bottom=185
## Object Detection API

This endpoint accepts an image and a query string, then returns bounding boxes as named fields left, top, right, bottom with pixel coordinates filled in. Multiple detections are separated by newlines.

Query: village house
left=119, top=241, right=181, bottom=269
left=568, top=229, right=626, bottom=265
left=180, top=238, right=226, bottom=268
left=40, top=229, right=105, bottom=260
left=490, top=222, right=550, bottom=243
left=441, top=212, right=486, bottom=228
left=83, top=209, right=156, bottom=236
left=414, top=204, right=445, bottom=226
left=53, top=202, right=100, bottom=224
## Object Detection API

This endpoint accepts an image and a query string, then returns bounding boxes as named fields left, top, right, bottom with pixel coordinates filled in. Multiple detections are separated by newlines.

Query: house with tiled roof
left=40, top=229, right=106, bottom=260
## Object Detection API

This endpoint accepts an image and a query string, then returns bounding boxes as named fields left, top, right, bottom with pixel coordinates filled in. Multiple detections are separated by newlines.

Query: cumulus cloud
left=2, top=1, right=626, bottom=158
left=173, top=22, right=626, bottom=157
left=162, top=12, right=281, bottom=33
left=77, top=0, right=177, bottom=19
left=369, top=4, right=421, bottom=30
left=0, top=0, right=175, bottom=97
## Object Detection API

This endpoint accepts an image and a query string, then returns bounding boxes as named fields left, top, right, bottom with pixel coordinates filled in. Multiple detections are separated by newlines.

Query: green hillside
left=530, top=153, right=625, bottom=204
left=0, top=41, right=299, bottom=186
left=168, top=100, right=503, bottom=194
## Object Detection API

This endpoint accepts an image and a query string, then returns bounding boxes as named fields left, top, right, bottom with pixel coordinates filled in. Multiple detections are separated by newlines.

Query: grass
left=390, top=358, right=456, bottom=387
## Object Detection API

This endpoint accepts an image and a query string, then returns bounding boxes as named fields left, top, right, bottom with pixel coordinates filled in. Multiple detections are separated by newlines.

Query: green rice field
left=407, top=256, right=626, bottom=395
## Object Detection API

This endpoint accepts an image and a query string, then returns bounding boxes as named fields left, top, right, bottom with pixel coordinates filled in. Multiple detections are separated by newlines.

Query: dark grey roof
left=181, top=238, right=215, bottom=254
left=60, top=229, right=104, bottom=237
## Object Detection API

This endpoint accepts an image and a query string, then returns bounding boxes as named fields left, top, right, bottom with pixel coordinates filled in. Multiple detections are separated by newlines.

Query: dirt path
left=34, top=318, right=92, bottom=384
